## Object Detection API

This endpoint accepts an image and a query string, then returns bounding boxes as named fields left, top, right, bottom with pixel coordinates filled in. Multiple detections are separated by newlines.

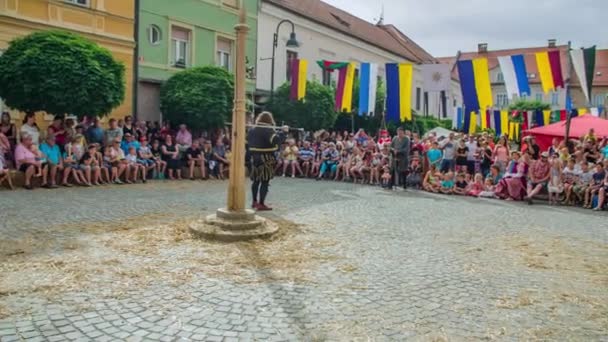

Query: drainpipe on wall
left=132, top=0, right=141, bottom=120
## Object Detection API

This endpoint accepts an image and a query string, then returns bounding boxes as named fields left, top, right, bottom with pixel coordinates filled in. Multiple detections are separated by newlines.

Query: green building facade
left=137, top=0, right=258, bottom=121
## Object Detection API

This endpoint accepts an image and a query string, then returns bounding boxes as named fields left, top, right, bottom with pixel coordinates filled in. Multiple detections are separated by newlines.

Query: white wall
left=256, top=2, right=462, bottom=119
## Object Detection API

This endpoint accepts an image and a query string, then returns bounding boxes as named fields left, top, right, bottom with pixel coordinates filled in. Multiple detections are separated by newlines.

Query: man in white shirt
left=465, top=135, right=479, bottom=174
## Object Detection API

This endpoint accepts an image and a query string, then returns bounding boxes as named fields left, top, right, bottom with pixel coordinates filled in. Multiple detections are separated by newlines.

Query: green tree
left=160, top=66, right=234, bottom=130
left=267, top=81, right=336, bottom=131
left=0, top=30, right=125, bottom=118
left=507, top=99, right=551, bottom=123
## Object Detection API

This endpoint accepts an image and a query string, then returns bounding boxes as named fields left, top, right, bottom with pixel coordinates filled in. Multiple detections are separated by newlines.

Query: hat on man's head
left=541, top=152, right=549, bottom=158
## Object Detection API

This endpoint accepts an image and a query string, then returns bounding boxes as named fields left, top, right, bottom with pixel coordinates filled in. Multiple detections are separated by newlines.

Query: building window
left=415, top=87, right=421, bottom=111
left=148, top=25, right=162, bottom=45
left=551, top=91, right=559, bottom=106
left=216, top=38, right=233, bottom=71
left=593, top=94, right=605, bottom=107
left=286, top=50, right=298, bottom=81
left=496, top=93, right=509, bottom=108
left=222, top=0, right=239, bottom=8
left=497, top=72, right=504, bottom=83
left=535, top=93, right=544, bottom=102
left=65, top=0, right=89, bottom=6
left=171, top=26, right=191, bottom=68
left=322, top=69, right=331, bottom=86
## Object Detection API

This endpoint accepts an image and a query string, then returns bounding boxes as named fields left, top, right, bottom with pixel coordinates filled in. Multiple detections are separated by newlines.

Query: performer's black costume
left=247, top=124, right=280, bottom=208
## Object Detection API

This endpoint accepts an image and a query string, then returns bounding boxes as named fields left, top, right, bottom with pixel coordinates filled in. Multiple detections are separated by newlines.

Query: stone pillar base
left=189, top=208, right=279, bottom=242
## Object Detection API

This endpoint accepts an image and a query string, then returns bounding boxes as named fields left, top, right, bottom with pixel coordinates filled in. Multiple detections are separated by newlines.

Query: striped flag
left=497, top=55, right=530, bottom=99
left=453, top=107, right=463, bottom=130
left=358, top=63, right=378, bottom=116
left=386, top=63, right=413, bottom=122
left=509, top=122, right=520, bottom=141
left=335, top=62, right=356, bottom=112
left=289, top=59, right=308, bottom=101
left=535, top=50, right=564, bottom=93
left=465, top=111, right=477, bottom=134
left=570, top=46, right=596, bottom=103
left=457, top=58, right=493, bottom=114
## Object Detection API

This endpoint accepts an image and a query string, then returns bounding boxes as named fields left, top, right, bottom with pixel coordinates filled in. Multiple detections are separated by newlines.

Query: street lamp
left=270, top=19, right=299, bottom=101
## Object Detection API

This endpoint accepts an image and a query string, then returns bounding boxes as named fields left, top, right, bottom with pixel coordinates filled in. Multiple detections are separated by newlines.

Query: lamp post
left=270, top=19, right=299, bottom=101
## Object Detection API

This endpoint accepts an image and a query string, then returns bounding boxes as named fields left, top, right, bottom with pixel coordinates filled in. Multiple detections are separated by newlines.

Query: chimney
left=548, top=39, right=556, bottom=48
left=478, top=43, right=488, bottom=53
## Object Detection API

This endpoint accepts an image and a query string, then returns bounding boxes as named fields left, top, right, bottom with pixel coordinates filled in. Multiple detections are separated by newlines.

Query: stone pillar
left=226, top=3, right=249, bottom=212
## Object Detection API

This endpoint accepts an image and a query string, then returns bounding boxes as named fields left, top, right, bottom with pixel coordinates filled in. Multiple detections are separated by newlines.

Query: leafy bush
left=160, top=66, right=234, bottom=130
left=0, top=30, right=125, bottom=118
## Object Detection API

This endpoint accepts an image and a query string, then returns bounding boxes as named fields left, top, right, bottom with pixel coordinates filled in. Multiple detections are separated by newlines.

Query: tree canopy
left=160, top=66, right=234, bottom=130
left=0, top=30, right=125, bottom=118
left=267, top=81, right=336, bottom=131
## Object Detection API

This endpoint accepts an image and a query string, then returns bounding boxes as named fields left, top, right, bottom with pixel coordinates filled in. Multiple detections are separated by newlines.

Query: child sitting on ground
left=407, top=151, right=422, bottom=189
left=440, top=172, right=455, bottom=194
left=467, top=173, right=484, bottom=197
left=381, top=165, right=392, bottom=189
left=478, top=178, right=497, bottom=198
left=423, top=164, right=441, bottom=193
left=453, top=173, right=468, bottom=195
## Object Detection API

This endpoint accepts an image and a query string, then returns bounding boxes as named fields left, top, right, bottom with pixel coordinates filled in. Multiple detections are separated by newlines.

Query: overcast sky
left=323, top=0, right=608, bottom=57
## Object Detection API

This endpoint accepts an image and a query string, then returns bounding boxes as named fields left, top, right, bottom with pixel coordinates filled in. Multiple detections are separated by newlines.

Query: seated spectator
left=381, top=165, right=392, bottom=189
left=573, top=162, right=593, bottom=205
left=64, top=134, right=87, bottom=185
left=427, top=141, right=442, bottom=169
left=186, top=140, right=206, bottom=180
left=525, top=152, right=551, bottom=204
left=40, top=134, right=72, bottom=188
left=150, top=139, right=166, bottom=179
left=453, top=173, right=468, bottom=195
left=104, top=118, right=123, bottom=147
left=213, top=138, right=230, bottom=179
left=47, top=115, right=67, bottom=151
left=1, top=112, right=16, bottom=163
left=439, top=172, right=455, bottom=194
left=423, top=164, right=441, bottom=193
left=176, top=124, right=193, bottom=149
left=299, top=141, right=315, bottom=177
left=494, top=151, right=528, bottom=201
left=85, top=118, right=105, bottom=146
left=593, top=162, right=608, bottom=211
left=137, top=137, right=156, bottom=178
left=0, top=140, right=13, bottom=190
left=467, top=173, right=484, bottom=197
left=406, top=151, right=422, bottom=189
left=281, top=139, right=301, bottom=178
left=561, top=159, right=578, bottom=205
left=202, top=140, right=217, bottom=179
left=162, top=135, right=182, bottom=180
left=121, top=133, right=140, bottom=154
left=125, top=146, right=145, bottom=183
left=20, top=112, right=40, bottom=147
left=80, top=144, right=101, bottom=186
left=106, top=138, right=128, bottom=184
left=547, top=158, right=563, bottom=205
left=317, top=142, right=339, bottom=180
left=478, top=178, right=497, bottom=198
left=584, top=163, right=605, bottom=208
left=15, top=134, right=48, bottom=190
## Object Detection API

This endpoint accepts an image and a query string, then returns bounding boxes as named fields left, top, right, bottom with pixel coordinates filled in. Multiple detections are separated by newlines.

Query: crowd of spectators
left=2, top=111, right=607, bottom=211
left=0, top=112, right=231, bottom=190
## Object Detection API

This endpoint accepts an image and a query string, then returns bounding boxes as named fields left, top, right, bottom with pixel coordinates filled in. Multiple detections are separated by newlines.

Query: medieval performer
left=247, top=112, right=282, bottom=211
left=390, top=127, right=411, bottom=189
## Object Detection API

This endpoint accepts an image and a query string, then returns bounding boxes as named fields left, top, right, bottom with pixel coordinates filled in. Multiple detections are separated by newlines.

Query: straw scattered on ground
left=0, top=213, right=344, bottom=317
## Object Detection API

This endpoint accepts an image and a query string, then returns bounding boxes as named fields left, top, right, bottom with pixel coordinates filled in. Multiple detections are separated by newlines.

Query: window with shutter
left=216, top=38, right=233, bottom=71
left=171, top=26, right=191, bottom=68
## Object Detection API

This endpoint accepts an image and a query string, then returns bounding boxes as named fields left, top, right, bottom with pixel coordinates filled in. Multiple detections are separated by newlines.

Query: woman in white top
left=20, top=112, right=40, bottom=146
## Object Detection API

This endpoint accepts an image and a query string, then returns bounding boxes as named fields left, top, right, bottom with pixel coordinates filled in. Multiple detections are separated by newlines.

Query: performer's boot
left=257, top=204, right=272, bottom=211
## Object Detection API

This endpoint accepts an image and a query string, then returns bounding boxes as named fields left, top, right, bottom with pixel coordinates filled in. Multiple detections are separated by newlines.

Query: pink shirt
left=14, top=144, right=36, bottom=168
left=530, top=160, right=550, bottom=181
left=175, top=130, right=192, bottom=147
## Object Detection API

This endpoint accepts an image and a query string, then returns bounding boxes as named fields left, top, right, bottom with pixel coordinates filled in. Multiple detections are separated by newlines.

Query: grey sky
left=323, top=0, right=608, bottom=57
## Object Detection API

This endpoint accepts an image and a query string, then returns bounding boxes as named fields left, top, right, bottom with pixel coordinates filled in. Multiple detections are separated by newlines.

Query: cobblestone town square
left=0, top=180, right=607, bottom=341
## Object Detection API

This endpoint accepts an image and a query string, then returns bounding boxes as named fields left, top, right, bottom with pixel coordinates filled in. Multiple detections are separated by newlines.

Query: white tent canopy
left=424, top=126, right=455, bottom=139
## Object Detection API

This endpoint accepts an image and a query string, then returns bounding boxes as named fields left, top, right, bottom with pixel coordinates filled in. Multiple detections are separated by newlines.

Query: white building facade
left=256, top=0, right=462, bottom=120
